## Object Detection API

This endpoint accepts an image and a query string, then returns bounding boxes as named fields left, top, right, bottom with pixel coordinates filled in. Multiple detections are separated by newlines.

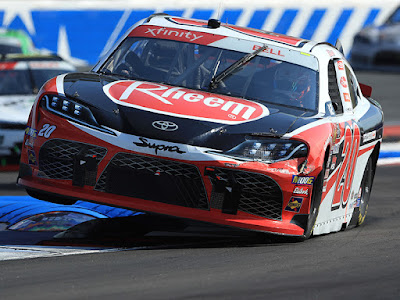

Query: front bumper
left=18, top=110, right=317, bottom=236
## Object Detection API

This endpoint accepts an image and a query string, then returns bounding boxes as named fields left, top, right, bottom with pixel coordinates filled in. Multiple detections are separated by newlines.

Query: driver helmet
left=273, top=63, right=312, bottom=104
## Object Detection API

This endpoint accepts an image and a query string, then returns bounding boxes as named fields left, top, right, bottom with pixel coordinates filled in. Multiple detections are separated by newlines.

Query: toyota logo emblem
left=152, top=121, right=179, bottom=131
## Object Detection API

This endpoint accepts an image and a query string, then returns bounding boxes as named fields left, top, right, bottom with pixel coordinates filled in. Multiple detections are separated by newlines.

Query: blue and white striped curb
left=0, top=0, right=398, bottom=65
left=0, top=196, right=142, bottom=228
left=378, top=142, right=400, bottom=166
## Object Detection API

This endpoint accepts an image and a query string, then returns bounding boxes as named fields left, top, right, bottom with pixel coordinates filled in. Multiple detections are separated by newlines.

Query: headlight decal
left=40, top=94, right=115, bottom=135
left=212, top=138, right=308, bottom=163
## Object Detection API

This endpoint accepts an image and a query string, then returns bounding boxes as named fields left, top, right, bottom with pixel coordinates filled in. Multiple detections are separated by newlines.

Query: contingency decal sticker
left=285, top=197, right=303, bottom=213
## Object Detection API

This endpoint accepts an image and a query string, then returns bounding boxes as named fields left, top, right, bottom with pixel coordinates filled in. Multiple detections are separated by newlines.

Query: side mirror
left=359, top=83, right=372, bottom=98
left=331, top=102, right=339, bottom=112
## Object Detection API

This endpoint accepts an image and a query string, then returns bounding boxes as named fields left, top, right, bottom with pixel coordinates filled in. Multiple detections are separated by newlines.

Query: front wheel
left=356, top=156, right=375, bottom=226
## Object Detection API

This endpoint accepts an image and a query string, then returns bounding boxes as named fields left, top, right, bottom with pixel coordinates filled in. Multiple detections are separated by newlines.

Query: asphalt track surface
left=0, top=71, right=399, bottom=299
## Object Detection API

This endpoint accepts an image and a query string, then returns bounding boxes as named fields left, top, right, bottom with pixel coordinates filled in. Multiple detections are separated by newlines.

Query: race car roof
left=140, top=14, right=318, bottom=51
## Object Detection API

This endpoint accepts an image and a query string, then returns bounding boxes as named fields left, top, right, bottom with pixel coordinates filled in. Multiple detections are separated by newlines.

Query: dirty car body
left=18, top=15, right=383, bottom=238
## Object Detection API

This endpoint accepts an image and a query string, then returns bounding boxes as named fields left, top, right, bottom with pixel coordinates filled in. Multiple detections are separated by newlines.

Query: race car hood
left=0, top=95, right=35, bottom=124
left=62, top=73, right=316, bottom=151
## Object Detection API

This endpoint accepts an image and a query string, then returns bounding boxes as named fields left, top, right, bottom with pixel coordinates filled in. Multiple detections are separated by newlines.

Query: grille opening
left=38, top=139, right=107, bottom=181
left=207, top=167, right=283, bottom=220
left=95, top=152, right=209, bottom=210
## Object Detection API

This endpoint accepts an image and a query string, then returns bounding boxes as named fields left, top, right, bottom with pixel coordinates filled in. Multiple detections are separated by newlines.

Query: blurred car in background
left=0, top=28, right=35, bottom=55
left=350, top=6, right=400, bottom=71
left=0, top=54, right=75, bottom=167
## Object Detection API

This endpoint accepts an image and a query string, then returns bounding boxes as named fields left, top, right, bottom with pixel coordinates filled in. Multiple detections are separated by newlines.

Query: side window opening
left=328, top=60, right=343, bottom=114
left=345, top=66, right=358, bottom=109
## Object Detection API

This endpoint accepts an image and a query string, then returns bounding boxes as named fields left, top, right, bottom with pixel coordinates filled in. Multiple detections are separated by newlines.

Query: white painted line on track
left=0, top=245, right=117, bottom=261
left=377, top=157, right=400, bottom=166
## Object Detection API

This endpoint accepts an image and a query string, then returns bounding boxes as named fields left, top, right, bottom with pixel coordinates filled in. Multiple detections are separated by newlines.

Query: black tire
left=297, top=151, right=329, bottom=240
left=303, top=167, right=325, bottom=239
left=356, top=155, right=375, bottom=226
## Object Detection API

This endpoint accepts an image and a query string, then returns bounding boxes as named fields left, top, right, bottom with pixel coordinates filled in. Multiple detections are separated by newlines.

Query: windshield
left=0, top=69, right=71, bottom=95
left=0, top=44, right=22, bottom=55
left=100, top=37, right=318, bottom=110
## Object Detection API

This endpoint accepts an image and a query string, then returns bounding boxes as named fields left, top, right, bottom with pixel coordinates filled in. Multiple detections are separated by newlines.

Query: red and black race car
left=18, top=14, right=383, bottom=239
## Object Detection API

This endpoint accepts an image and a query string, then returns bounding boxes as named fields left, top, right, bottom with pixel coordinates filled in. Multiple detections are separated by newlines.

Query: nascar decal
left=129, top=25, right=226, bottom=45
left=103, top=80, right=269, bottom=124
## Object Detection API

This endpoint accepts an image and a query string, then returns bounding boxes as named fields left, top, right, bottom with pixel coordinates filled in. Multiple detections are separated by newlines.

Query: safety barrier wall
left=1, top=0, right=399, bottom=65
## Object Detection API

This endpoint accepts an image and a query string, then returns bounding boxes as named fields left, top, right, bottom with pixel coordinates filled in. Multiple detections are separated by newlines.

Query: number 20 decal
left=38, top=124, right=56, bottom=138
left=332, top=121, right=360, bottom=210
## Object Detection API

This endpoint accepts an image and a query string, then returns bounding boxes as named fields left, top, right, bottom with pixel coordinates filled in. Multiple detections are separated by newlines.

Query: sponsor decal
left=340, top=76, right=348, bottom=88
left=293, top=187, right=308, bottom=196
left=25, top=138, right=34, bottom=148
left=292, top=175, right=315, bottom=185
left=129, top=25, right=225, bottom=45
left=343, top=92, right=351, bottom=103
left=285, top=197, right=303, bottom=213
left=38, top=124, right=56, bottom=138
left=25, top=126, right=38, bottom=138
left=252, top=45, right=284, bottom=57
left=327, top=50, right=335, bottom=57
left=152, top=120, right=178, bottom=132
left=144, top=27, right=203, bottom=42
left=363, top=130, right=376, bottom=143
left=333, top=124, right=341, bottom=142
left=103, top=81, right=269, bottom=124
left=337, top=60, right=345, bottom=70
left=270, top=168, right=291, bottom=174
left=28, top=149, right=37, bottom=165
left=332, top=144, right=340, bottom=154
left=133, top=137, right=186, bottom=155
